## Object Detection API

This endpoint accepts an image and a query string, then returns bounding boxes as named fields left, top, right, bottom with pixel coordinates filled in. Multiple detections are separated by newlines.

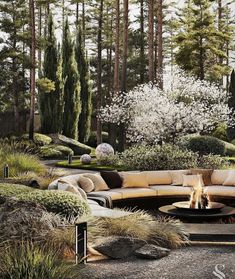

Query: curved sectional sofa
left=49, top=169, right=235, bottom=212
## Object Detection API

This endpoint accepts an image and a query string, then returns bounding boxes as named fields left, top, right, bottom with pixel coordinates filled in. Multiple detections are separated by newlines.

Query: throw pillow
left=83, top=173, right=109, bottom=191
left=170, top=170, right=190, bottom=186
left=100, top=170, right=122, bottom=189
left=57, top=180, right=87, bottom=200
left=78, top=176, right=95, bottom=193
left=120, top=172, right=149, bottom=188
left=182, top=174, right=204, bottom=187
left=190, top=169, right=213, bottom=186
left=223, top=170, right=235, bottom=186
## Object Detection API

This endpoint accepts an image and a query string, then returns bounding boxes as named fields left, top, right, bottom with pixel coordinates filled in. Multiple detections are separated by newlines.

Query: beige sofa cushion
left=120, top=172, right=149, bottom=188
left=169, top=170, right=190, bottom=185
left=48, top=174, right=81, bottom=189
left=150, top=185, right=192, bottom=196
left=222, top=170, right=235, bottom=186
left=190, top=169, right=213, bottom=186
left=114, top=188, right=157, bottom=199
left=57, top=180, right=87, bottom=200
left=204, top=186, right=235, bottom=197
left=91, top=190, right=123, bottom=200
left=143, top=171, right=172, bottom=185
left=79, top=176, right=95, bottom=193
left=83, top=173, right=109, bottom=191
left=211, top=170, right=230, bottom=185
left=182, top=174, right=204, bottom=187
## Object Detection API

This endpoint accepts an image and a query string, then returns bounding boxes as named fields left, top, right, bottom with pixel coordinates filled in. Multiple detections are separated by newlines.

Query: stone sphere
left=95, top=143, right=114, bottom=160
left=80, top=154, right=92, bottom=164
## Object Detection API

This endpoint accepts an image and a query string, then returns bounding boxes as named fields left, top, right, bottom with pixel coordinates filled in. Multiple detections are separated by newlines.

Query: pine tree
left=227, top=69, right=235, bottom=140
left=175, top=0, right=229, bottom=81
left=38, top=14, right=64, bottom=134
left=62, top=19, right=81, bottom=140
left=0, top=0, right=29, bottom=133
left=75, top=23, right=92, bottom=143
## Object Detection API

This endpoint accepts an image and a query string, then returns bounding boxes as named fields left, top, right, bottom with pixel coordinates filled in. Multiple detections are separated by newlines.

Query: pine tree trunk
left=38, top=5, right=42, bottom=75
left=140, top=0, right=145, bottom=84
left=29, top=0, right=36, bottom=140
left=109, top=0, right=120, bottom=150
left=119, top=0, right=129, bottom=151
left=82, top=1, right=86, bottom=46
left=148, top=0, right=154, bottom=82
left=96, top=0, right=104, bottom=146
left=199, top=6, right=204, bottom=80
left=157, top=0, right=163, bottom=89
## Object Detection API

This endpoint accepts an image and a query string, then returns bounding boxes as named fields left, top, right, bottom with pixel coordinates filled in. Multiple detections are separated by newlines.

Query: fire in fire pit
left=189, top=174, right=209, bottom=209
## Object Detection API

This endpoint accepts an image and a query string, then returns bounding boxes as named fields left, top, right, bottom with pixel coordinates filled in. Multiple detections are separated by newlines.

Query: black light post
left=68, top=154, right=73, bottom=165
left=3, top=164, right=9, bottom=179
left=75, top=222, right=88, bottom=264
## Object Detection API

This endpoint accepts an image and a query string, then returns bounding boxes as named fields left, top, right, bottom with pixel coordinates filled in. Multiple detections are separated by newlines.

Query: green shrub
left=221, top=140, right=235, bottom=156
left=39, top=145, right=74, bottom=159
left=178, top=135, right=225, bottom=156
left=211, top=123, right=228, bottom=141
left=98, top=154, right=121, bottom=166
left=0, top=151, right=45, bottom=178
left=0, top=242, right=77, bottom=279
left=197, top=154, right=227, bottom=169
left=0, top=184, right=90, bottom=218
left=86, top=131, right=117, bottom=147
left=18, top=190, right=90, bottom=218
left=21, top=133, right=52, bottom=146
left=120, top=144, right=198, bottom=171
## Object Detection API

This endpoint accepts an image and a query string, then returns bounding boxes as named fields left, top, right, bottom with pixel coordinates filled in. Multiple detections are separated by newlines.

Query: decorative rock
left=80, top=154, right=92, bottom=164
left=93, top=236, right=145, bottom=259
left=134, top=244, right=170, bottom=260
left=50, top=134, right=91, bottom=155
left=95, top=143, right=114, bottom=160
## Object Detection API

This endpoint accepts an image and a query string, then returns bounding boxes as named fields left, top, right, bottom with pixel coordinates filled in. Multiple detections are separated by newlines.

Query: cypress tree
left=38, top=14, right=64, bottom=134
left=227, top=69, right=235, bottom=140
left=75, top=23, right=92, bottom=143
left=62, top=19, right=81, bottom=140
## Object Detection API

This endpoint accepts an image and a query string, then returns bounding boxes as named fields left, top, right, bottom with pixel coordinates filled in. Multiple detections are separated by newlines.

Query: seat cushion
left=91, top=190, right=123, bottom=200
left=143, top=171, right=172, bottom=185
left=204, top=186, right=235, bottom=197
left=113, top=188, right=157, bottom=199
left=211, top=170, right=230, bottom=185
left=150, top=185, right=192, bottom=196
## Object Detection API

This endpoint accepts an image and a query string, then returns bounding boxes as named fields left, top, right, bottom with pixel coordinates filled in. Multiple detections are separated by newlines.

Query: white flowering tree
left=100, top=70, right=233, bottom=144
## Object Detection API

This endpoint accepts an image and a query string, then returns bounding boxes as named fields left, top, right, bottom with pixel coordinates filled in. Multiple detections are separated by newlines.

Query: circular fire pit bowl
left=172, top=201, right=225, bottom=214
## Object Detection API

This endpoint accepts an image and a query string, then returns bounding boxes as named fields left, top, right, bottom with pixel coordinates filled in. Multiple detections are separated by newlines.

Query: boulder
left=134, top=244, right=170, bottom=260
left=50, top=134, right=92, bottom=155
left=93, top=236, right=145, bottom=259
left=39, top=144, right=74, bottom=159
left=21, top=133, right=52, bottom=146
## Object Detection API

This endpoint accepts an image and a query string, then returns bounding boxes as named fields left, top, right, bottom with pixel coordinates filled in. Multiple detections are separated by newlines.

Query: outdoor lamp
left=3, top=164, right=9, bottom=179
left=75, top=222, right=88, bottom=264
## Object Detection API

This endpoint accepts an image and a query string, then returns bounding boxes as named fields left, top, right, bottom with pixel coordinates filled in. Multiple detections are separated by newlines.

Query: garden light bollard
left=75, top=222, right=87, bottom=264
left=3, top=164, right=9, bottom=179
left=68, top=154, right=73, bottom=165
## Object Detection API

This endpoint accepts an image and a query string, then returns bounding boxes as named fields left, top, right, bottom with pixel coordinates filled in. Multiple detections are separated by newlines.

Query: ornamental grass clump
left=88, top=209, right=188, bottom=249
left=0, top=241, right=78, bottom=279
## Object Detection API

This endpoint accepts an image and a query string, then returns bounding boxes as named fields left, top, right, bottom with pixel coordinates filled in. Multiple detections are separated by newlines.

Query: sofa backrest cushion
left=143, top=171, right=172, bottom=185
left=120, top=172, right=149, bottom=188
left=48, top=174, right=81, bottom=190
left=100, top=170, right=122, bottom=189
left=182, top=174, right=204, bottom=187
left=169, top=170, right=190, bottom=185
left=190, top=169, right=213, bottom=186
left=57, top=180, right=87, bottom=200
left=211, top=170, right=230, bottom=185
left=83, top=173, right=109, bottom=191
left=222, top=170, right=235, bottom=186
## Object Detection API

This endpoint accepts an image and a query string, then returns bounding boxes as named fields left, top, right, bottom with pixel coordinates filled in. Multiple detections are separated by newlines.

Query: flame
left=189, top=174, right=209, bottom=209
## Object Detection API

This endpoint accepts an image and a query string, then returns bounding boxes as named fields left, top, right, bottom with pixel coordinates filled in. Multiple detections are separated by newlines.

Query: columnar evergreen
left=39, top=14, right=64, bottom=134
left=62, top=19, right=81, bottom=140
left=227, top=69, right=235, bottom=140
left=75, top=24, right=92, bottom=143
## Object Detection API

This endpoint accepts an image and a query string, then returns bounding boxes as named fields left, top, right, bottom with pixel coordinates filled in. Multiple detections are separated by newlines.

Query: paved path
left=80, top=245, right=235, bottom=279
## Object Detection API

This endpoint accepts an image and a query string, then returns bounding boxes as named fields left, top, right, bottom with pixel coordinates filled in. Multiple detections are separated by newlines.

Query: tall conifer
left=62, top=19, right=81, bottom=140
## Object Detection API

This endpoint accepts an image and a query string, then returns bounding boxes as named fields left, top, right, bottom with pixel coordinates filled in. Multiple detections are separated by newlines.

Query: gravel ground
left=80, top=245, right=235, bottom=279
